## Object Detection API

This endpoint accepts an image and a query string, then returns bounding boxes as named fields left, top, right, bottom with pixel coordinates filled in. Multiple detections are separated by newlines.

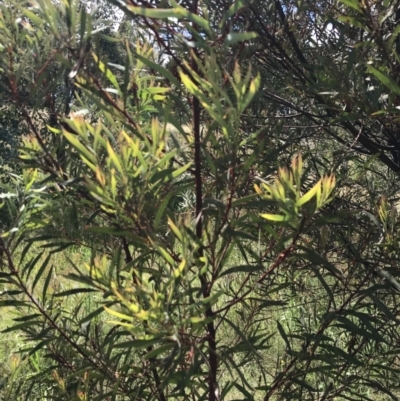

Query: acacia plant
left=1, top=1, right=400, bottom=401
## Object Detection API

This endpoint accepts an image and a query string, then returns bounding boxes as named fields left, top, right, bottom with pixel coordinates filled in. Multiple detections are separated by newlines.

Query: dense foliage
left=1, top=0, right=400, bottom=400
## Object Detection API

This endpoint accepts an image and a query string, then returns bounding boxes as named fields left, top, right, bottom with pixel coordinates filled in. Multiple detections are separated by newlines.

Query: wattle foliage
left=1, top=1, right=400, bottom=400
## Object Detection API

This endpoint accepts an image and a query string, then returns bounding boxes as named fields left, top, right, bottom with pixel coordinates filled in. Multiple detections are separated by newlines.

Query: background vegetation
left=1, top=0, right=400, bottom=400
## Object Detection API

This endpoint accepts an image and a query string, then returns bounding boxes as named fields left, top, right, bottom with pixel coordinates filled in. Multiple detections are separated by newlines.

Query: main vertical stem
left=190, top=2, right=217, bottom=400
left=192, top=67, right=203, bottom=242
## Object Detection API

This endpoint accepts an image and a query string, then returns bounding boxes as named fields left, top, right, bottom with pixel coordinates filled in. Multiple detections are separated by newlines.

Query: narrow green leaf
left=42, top=265, right=54, bottom=302
left=290, top=378, right=317, bottom=392
left=277, top=321, right=291, bottom=351
left=156, top=246, right=175, bottom=265
left=143, top=343, right=175, bottom=360
left=13, top=313, right=42, bottom=322
left=155, top=190, right=175, bottom=229
left=367, top=65, right=400, bottom=96
left=335, top=316, right=382, bottom=342
left=2, top=320, right=41, bottom=333
left=54, top=288, right=98, bottom=297
left=29, top=338, right=55, bottom=355
left=21, top=8, right=43, bottom=27
left=298, top=246, right=343, bottom=277
left=220, top=264, right=263, bottom=278
left=106, top=141, right=124, bottom=174
left=23, top=252, right=44, bottom=281
left=226, top=32, right=258, bottom=45
left=260, top=213, right=290, bottom=222
left=155, top=0, right=210, bottom=34
left=338, top=15, right=370, bottom=29
left=150, top=162, right=191, bottom=184
left=378, top=269, right=400, bottom=293
left=168, top=218, right=183, bottom=242
left=63, top=132, right=97, bottom=164
left=339, top=0, right=363, bottom=13
left=232, top=382, right=254, bottom=399
left=93, top=53, right=121, bottom=92
left=31, top=254, right=51, bottom=292
left=135, top=54, right=180, bottom=87
left=80, top=6, right=87, bottom=45
left=104, top=306, right=132, bottom=324
left=369, top=294, right=397, bottom=322
left=79, top=304, right=111, bottom=325
left=227, top=0, right=245, bottom=18
left=113, top=338, right=162, bottom=349
left=320, top=343, right=363, bottom=366
left=126, top=5, right=180, bottom=19
left=313, top=267, right=335, bottom=306
left=297, top=182, right=320, bottom=207
left=202, top=290, right=224, bottom=306
left=0, top=300, right=27, bottom=307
